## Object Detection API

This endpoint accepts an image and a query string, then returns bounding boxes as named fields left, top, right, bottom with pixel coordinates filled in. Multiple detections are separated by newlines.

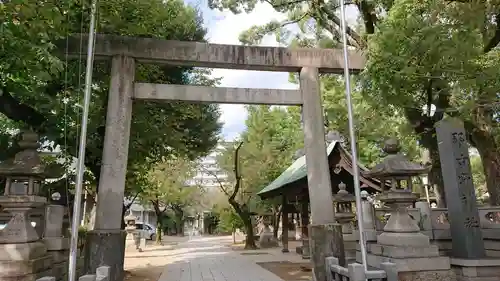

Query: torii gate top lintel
left=62, top=33, right=365, bottom=73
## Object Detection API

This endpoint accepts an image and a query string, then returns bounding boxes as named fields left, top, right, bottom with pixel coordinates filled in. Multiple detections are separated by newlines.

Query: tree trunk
left=405, top=107, right=447, bottom=206
left=155, top=213, right=163, bottom=244
left=428, top=143, right=446, bottom=207
left=229, top=200, right=256, bottom=249
left=471, top=129, right=500, bottom=205
left=172, top=209, right=185, bottom=236
left=120, top=204, right=127, bottom=230
left=176, top=222, right=184, bottom=236
left=242, top=212, right=257, bottom=249
left=272, top=206, right=282, bottom=239
left=156, top=224, right=162, bottom=244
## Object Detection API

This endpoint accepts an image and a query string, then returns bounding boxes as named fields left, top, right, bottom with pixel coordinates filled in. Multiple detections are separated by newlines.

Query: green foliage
left=363, top=0, right=495, bottom=112
left=471, top=154, right=487, bottom=200
left=217, top=207, right=244, bottom=233
left=217, top=105, right=303, bottom=212
left=142, top=156, right=203, bottom=212
left=321, top=76, right=420, bottom=165
left=0, top=0, right=222, bottom=195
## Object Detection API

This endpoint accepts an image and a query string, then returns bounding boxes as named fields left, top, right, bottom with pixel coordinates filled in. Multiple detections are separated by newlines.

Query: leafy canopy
left=0, top=0, right=222, bottom=193
left=217, top=105, right=303, bottom=212
left=142, top=156, right=203, bottom=213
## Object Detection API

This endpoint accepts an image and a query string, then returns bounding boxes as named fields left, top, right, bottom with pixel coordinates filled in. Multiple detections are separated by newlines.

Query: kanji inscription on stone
left=436, top=118, right=485, bottom=259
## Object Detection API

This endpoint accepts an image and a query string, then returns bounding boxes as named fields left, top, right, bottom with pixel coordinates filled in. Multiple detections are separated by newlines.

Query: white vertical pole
left=68, top=0, right=98, bottom=280
left=338, top=0, right=368, bottom=271
left=81, top=190, right=87, bottom=226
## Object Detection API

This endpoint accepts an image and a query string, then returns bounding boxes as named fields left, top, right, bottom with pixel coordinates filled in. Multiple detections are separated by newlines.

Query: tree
left=213, top=142, right=259, bottom=249
left=208, top=0, right=500, bottom=205
left=320, top=76, right=420, bottom=166
left=141, top=156, right=202, bottom=243
left=213, top=106, right=303, bottom=249
left=217, top=207, right=244, bottom=243
left=363, top=0, right=500, bottom=204
left=0, top=0, right=222, bottom=203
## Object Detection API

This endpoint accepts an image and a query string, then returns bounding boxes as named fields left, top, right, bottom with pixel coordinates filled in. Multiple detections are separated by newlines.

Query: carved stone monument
left=361, top=138, right=451, bottom=280
left=436, top=118, right=500, bottom=281
left=0, top=131, right=53, bottom=280
left=436, top=118, right=485, bottom=259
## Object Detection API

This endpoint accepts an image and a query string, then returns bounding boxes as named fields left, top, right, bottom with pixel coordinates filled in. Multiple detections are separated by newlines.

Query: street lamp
left=421, top=174, right=431, bottom=205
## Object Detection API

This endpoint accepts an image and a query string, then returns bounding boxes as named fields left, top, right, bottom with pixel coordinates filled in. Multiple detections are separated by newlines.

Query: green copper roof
left=257, top=141, right=337, bottom=197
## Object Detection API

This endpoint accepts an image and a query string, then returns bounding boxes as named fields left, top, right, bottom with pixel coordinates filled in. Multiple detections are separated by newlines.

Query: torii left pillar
left=85, top=55, right=135, bottom=281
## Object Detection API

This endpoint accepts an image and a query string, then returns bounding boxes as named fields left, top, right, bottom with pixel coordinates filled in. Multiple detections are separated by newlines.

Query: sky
left=185, top=0, right=359, bottom=140
left=185, top=0, right=295, bottom=140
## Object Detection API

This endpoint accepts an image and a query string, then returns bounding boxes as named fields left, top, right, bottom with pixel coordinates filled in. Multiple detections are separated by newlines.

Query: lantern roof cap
left=333, top=182, right=355, bottom=202
left=364, top=138, right=430, bottom=178
left=0, top=131, right=45, bottom=177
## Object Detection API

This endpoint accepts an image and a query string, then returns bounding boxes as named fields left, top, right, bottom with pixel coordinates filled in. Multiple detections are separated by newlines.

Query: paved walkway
left=153, top=236, right=303, bottom=281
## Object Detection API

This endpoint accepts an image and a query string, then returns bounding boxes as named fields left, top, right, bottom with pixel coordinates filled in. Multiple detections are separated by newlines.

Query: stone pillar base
left=309, top=223, right=344, bottom=281
left=84, top=230, right=126, bottom=281
left=302, top=238, right=311, bottom=259
left=451, top=258, right=500, bottom=281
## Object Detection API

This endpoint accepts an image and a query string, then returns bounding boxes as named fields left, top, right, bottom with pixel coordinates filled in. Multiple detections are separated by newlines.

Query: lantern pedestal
left=0, top=196, right=46, bottom=244
left=360, top=190, right=451, bottom=275
left=0, top=196, right=52, bottom=279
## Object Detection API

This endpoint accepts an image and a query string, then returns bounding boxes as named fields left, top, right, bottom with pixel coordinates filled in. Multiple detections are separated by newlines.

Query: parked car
left=135, top=222, right=156, bottom=240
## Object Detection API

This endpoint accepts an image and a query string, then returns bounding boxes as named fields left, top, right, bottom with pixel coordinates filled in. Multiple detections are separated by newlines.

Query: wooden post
left=300, top=199, right=310, bottom=259
left=282, top=195, right=289, bottom=253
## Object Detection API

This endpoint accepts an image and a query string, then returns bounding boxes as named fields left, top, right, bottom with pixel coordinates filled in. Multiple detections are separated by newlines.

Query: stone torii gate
left=64, top=34, right=365, bottom=281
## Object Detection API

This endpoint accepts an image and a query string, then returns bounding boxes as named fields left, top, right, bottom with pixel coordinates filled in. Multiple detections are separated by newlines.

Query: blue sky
left=184, top=0, right=359, bottom=140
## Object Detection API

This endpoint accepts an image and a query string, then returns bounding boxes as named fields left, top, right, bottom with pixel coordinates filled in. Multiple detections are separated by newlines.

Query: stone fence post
left=44, top=204, right=70, bottom=280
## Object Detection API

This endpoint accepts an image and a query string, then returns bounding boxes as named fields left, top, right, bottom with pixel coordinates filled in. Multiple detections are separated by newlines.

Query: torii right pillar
left=300, top=67, right=343, bottom=281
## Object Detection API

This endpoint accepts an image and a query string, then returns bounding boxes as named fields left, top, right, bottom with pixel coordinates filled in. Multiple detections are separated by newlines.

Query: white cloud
left=193, top=1, right=296, bottom=140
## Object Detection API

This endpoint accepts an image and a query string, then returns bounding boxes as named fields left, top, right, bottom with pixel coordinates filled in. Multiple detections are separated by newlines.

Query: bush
left=216, top=208, right=243, bottom=233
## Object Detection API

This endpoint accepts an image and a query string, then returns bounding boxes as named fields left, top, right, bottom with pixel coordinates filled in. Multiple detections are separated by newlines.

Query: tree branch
left=125, top=192, right=141, bottom=209
left=200, top=165, right=230, bottom=197
left=357, top=0, right=377, bottom=35
left=229, top=142, right=244, bottom=202
left=151, top=198, right=168, bottom=214
left=319, top=6, right=364, bottom=48
left=0, top=88, right=48, bottom=129
left=484, top=13, right=500, bottom=53
left=263, top=0, right=307, bottom=9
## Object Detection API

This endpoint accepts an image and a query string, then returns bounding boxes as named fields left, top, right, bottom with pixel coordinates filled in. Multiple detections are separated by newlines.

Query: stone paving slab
left=157, top=237, right=287, bottom=281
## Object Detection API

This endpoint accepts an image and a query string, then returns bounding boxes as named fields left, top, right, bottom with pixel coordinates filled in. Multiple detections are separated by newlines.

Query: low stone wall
left=325, top=256, right=397, bottom=281
left=35, top=265, right=110, bottom=281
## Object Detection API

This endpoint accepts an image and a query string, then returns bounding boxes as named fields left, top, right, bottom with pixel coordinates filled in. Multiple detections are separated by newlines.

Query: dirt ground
left=231, top=240, right=313, bottom=281
left=123, top=236, right=188, bottom=281
left=257, top=261, right=313, bottom=281
left=124, top=236, right=311, bottom=281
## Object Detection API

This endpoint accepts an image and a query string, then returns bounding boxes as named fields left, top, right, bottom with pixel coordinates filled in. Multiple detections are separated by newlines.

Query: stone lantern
left=124, top=214, right=142, bottom=251
left=0, top=130, right=47, bottom=243
left=333, top=182, right=355, bottom=228
left=362, top=138, right=448, bottom=273
left=333, top=182, right=357, bottom=261
left=364, top=138, right=429, bottom=243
